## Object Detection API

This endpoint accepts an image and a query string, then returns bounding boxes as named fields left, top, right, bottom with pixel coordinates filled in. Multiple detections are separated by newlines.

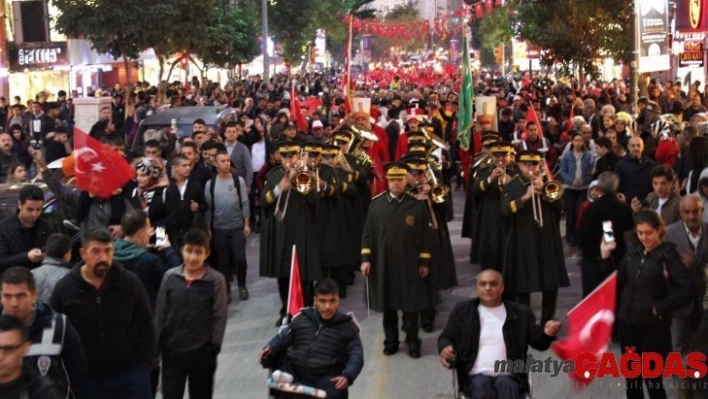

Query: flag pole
left=283, top=245, right=297, bottom=327
left=365, top=276, right=370, bottom=318
left=345, top=12, right=353, bottom=113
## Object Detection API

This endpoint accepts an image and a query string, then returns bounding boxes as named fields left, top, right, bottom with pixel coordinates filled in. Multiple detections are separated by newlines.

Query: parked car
left=131, top=106, right=238, bottom=152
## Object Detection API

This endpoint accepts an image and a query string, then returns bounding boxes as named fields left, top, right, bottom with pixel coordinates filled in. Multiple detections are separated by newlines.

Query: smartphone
left=602, top=220, right=615, bottom=243
left=155, top=227, right=166, bottom=247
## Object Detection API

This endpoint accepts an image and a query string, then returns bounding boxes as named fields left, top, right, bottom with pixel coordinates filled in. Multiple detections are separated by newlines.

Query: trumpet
left=292, top=149, right=314, bottom=195
left=496, top=160, right=508, bottom=192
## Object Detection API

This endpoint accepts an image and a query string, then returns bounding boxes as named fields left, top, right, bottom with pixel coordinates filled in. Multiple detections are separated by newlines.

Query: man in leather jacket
left=438, top=270, right=561, bottom=398
left=259, top=279, right=364, bottom=399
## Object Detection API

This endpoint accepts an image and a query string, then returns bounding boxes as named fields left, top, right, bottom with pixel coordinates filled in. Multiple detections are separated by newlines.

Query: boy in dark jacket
left=259, top=279, right=364, bottom=399
left=155, top=228, right=227, bottom=399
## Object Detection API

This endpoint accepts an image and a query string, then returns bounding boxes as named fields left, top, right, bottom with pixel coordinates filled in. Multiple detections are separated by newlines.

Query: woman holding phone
left=600, top=209, right=695, bottom=399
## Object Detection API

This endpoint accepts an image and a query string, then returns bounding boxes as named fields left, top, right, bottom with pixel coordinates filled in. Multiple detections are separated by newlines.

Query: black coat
left=164, top=177, right=208, bottom=234
left=361, top=191, right=434, bottom=312
left=0, top=214, right=55, bottom=272
left=615, top=155, right=655, bottom=202
left=603, top=241, right=696, bottom=327
left=314, top=164, right=352, bottom=268
left=500, top=175, right=569, bottom=294
left=576, top=193, right=635, bottom=264
left=437, top=298, right=554, bottom=392
left=49, top=263, right=156, bottom=380
left=267, top=307, right=364, bottom=384
left=259, top=166, right=322, bottom=282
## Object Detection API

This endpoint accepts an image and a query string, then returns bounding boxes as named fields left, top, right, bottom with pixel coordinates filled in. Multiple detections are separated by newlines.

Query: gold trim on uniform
left=510, top=199, right=518, bottom=214
left=265, top=190, right=275, bottom=204
left=420, top=253, right=431, bottom=259
left=479, top=179, right=486, bottom=192
left=361, top=248, right=371, bottom=255
left=405, top=215, right=415, bottom=226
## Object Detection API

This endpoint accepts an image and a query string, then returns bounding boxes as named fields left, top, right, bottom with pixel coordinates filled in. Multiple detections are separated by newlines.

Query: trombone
left=531, top=166, right=564, bottom=228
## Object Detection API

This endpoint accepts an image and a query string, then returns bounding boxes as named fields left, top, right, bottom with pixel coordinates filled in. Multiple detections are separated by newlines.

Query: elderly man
left=438, top=270, right=561, bottom=398
left=614, top=136, right=656, bottom=203
left=664, top=195, right=707, bottom=385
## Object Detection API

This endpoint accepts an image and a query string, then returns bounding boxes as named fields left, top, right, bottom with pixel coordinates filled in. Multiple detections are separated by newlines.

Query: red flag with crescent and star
left=551, top=271, right=617, bottom=387
left=73, top=128, right=134, bottom=198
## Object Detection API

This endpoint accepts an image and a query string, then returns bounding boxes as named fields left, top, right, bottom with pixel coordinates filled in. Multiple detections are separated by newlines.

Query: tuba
left=348, top=125, right=378, bottom=168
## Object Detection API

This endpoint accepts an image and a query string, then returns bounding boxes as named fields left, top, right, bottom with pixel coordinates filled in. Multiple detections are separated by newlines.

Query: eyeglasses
left=0, top=343, right=24, bottom=354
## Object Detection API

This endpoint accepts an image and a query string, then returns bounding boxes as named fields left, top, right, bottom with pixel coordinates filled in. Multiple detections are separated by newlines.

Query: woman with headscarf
left=129, top=157, right=169, bottom=227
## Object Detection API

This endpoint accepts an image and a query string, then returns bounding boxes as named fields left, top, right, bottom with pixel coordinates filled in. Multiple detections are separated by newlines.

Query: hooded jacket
left=112, top=239, right=178, bottom=311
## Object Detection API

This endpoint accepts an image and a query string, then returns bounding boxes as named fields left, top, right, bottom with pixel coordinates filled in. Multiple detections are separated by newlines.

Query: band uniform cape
left=314, top=164, right=355, bottom=268
left=500, top=175, right=570, bottom=294
left=409, top=183, right=457, bottom=291
left=469, top=165, right=518, bottom=269
left=361, top=191, right=435, bottom=312
left=260, top=165, right=323, bottom=282
left=461, top=151, right=489, bottom=239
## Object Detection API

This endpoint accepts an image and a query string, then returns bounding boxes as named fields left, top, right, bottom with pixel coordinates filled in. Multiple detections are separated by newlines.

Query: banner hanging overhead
left=638, top=0, right=671, bottom=73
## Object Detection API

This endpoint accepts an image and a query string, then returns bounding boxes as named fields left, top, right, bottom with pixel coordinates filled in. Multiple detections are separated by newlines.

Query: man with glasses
left=0, top=315, right=63, bottom=397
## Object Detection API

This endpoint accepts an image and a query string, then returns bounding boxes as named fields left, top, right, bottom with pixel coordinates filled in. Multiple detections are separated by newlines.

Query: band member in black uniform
left=461, top=132, right=502, bottom=239
left=500, top=150, right=570, bottom=325
left=360, top=162, right=435, bottom=358
left=259, top=141, right=323, bottom=326
left=470, top=141, right=517, bottom=271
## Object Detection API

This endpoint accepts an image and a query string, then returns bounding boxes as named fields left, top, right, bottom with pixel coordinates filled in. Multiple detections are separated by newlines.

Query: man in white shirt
left=438, top=270, right=561, bottom=398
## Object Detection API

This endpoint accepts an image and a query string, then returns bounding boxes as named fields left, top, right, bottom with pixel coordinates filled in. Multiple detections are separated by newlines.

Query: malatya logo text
left=494, top=349, right=708, bottom=379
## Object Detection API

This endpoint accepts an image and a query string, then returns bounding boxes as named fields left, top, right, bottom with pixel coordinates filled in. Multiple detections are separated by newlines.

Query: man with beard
left=50, top=229, right=155, bottom=398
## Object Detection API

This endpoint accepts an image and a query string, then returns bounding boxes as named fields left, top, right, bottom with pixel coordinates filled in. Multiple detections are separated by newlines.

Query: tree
left=53, top=0, right=179, bottom=83
left=476, top=0, right=632, bottom=77
left=199, top=4, right=261, bottom=70
left=266, top=0, right=376, bottom=65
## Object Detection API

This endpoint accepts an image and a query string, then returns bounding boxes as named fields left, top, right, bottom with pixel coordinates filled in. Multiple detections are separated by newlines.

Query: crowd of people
left=0, top=70, right=706, bottom=398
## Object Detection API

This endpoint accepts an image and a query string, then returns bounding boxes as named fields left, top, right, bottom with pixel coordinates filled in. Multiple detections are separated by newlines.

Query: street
left=205, top=188, right=680, bottom=399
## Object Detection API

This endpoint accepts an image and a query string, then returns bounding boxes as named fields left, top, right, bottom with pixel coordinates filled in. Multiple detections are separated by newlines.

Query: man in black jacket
left=0, top=184, right=55, bottom=272
left=615, top=136, right=656, bottom=202
left=49, top=229, right=155, bottom=399
left=165, top=154, right=207, bottom=253
left=438, top=270, right=561, bottom=398
left=576, top=172, right=635, bottom=297
left=259, top=279, right=364, bottom=399
left=155, top=229, right=227, bottom=399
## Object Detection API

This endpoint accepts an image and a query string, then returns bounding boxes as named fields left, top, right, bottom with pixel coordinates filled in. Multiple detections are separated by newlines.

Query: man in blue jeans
left=50, top=228, right=155, bottom=398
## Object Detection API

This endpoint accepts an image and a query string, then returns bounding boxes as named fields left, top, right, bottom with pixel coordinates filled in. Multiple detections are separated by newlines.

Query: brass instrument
left=496, top=160, right=508, bottom=192
left=336, top=151, right=353, bottom=172
left=425, top=164, right=449, bottom=204
left=531, top=166, right=564, bottom=227
left=348, top=125, right=378, bottom=168
left=472, top=152, right=493, bottom=170
left=292, top=148, right=314, bottom=194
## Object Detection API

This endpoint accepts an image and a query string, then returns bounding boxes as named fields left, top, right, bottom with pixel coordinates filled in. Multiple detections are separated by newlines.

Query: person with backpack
left=204, top=149, right=251, bottom=303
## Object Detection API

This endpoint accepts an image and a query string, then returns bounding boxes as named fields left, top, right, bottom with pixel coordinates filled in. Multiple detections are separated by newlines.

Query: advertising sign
left=676, top=0, right=707, bottom=33
left=679, top=42, right=705, bottom=67
left=8, top=42, right=68, bottom=72
left=638, top=0, right=671, bottom=73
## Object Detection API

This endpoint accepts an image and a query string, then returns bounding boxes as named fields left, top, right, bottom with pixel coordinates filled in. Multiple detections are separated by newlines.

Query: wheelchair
left=448, top=359, right=532, bottom=399
left=262, top=351, right=327, bottom=399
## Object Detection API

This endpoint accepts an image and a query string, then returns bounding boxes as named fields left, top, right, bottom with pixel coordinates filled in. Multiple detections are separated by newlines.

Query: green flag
left=457, top=35, right=474, bottom=152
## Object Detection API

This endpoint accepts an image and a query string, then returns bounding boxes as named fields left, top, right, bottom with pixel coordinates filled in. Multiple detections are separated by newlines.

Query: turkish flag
left=552, top=272, right=617, bottom=387
left=287, top=245, right=304, bottom=317
left=290, top=85, right=309, bottom=133
left=522, top=103, right=544, bottom=140
left=73, top=128, right=134, bottom=199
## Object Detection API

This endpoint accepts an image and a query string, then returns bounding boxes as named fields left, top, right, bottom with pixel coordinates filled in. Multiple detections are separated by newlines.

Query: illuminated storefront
left=7, top=42, right=69, bottom=102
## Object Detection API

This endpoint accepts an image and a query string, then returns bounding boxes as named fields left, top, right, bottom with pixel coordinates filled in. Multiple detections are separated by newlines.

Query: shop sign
left=679, top=42, right=705, bottom=67
left=676, top=0, right=707, bottom=33
left=9, top=43, right=68, bottom=71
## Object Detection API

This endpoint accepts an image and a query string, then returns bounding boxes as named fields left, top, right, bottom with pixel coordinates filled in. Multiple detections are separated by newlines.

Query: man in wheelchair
left=259, top=279, right=364, bottom=399
left=438, top=270, right=562, bottom=398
